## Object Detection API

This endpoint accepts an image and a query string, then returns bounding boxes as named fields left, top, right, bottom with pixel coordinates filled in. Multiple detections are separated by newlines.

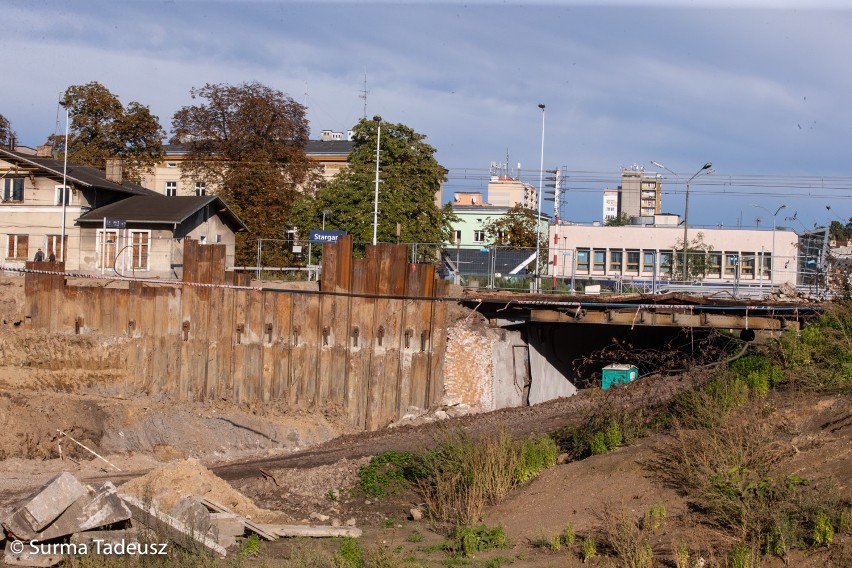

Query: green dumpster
left=601, top=364, right=638, bottom=389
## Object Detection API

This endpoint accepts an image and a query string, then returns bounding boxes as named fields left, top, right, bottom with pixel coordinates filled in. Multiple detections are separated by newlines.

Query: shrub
left=553, top=403, right=645, bottom=461
left=336, top=537, right=365, bottom=568
left=514, top=435, right=558, bottom=483
left=358, top=451, right=426, bottom=498
left=447, top=524, right=510, bottom=558
left=598, top=505, right=654, bottom=568
left=644, top=504, right=666, bottom=531
left=531, top=534, right=561, bottom=552
left=419, top=430, right=557, bottom=525
left=580, top=536, right=597, bottom=563
left=730, top=542, right=753, bottom=568
left=813, top=512, right=834, bottom=547
left=674, top=541, right=690, bottom=568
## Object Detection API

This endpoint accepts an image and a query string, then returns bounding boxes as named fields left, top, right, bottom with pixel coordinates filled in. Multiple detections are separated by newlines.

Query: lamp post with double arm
left=651, top=160, right=713, bottom=281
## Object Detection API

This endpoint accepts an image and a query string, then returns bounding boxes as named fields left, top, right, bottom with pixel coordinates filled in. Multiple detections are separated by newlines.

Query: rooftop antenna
left=358, top=67, right=369, bottom=119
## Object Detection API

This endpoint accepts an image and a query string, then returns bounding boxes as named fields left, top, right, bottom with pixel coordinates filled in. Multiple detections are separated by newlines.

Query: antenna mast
left=359, top=68, right=368, bottom=119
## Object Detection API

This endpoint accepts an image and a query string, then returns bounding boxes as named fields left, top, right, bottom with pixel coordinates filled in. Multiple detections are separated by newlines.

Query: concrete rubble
left=1, top=470, right=363, bottom=566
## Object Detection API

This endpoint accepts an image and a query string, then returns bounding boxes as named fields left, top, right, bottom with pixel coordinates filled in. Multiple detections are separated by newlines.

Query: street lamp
left=753, top=203, right=787, bottom=282
left=372, top=116, right=382, bottom=246
left=322, top=209, right=331, bottom=231
left=535, top=103, right=546, bottom=292
left=651, top=160, right=713, bottom=281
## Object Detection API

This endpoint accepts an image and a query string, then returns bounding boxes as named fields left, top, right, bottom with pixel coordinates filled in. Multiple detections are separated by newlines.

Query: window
left=642, top=250, right=655, bottom=273
left=761, top=254, right=772, bottom=278
left=166, top=161, right=178, bottom=168
left=165, top=181, right=177, bottom=197
left=130, top=231, right=150, bottom=270
left=660, top=250, right=673, bottom=274
left=741, top=252, right=755, bottom=278
left=97, top=230, right=119, bottom=269
left=724, top=253, right=739, bottom=276
left=46, top=235, right=68, bottom=260
left=593, top=249, right=606, bottom=272
left=194, top=181, right=206, bottom=196
left=453, top=230, right=461, bottom=244
left=473, top=230, right=485, bottom=243
left=708, top=252, right=722, bottom=277
left=215, top=234, right=222, bottom=244
left=54, top=185, right=71, bottom=205
left=3, top=178, right=24, bottom=202
left=609, top=250, right=623, bottom=272
left=626, top=250, right=640, bottom=272
left=6, top=234, right=28, bottom=259
left=576, top=249, right=590, bottom=272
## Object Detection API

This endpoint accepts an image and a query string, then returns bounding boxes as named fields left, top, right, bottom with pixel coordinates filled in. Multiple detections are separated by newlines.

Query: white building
left=602, top=190, right=619, bottom=222
left=549, top=223, right=799, bottom=287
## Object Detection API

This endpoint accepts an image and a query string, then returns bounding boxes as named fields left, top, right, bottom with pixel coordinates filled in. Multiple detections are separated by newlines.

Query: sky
left=4, top=0, right=852, bottom=230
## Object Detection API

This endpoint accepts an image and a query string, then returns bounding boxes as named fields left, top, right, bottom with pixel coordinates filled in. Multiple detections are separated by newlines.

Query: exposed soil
left=0, top=273, right=850, bottom=567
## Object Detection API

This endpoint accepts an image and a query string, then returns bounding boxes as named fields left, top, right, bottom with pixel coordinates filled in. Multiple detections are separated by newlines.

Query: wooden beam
left=530, top=309, right=796, bottom=330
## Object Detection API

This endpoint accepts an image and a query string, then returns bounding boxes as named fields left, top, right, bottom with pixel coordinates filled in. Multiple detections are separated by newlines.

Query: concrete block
left=209, top=513, right=244, bottom=539
left=3, top=542, right=63, bottom=567
left=264, top=524, right=363, bottom=538
left=170, top=496, right=215, bottom=540
left=120, top=494, right=226, bottom=557
left=14, top=481, right=132, bottom=542
left=3, top=472, right=88, bottom=538
left=70, top=527, right=139, bottom=547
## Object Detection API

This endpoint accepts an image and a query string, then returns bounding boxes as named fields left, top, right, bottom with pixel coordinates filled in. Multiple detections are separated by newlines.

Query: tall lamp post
left=372, top=116, right=382, bottom=246
left=322, top=209, right=331, bottom=231
left=651, top=160, right=713, bottom=281
left=535, top=103, right=546, bottom=292
left=753, top=203, right=787, bottom=282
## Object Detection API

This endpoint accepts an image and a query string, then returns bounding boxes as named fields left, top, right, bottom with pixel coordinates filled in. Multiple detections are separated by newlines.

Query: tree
left=672, top=232, right=714, bottom=281
left=294, top=117, right=446, bottom=260
left=605, top=212, right=630, bottom=226
left=53, top=82, right=165, bottom=183
left=0, top=113, right=14, bottom=148
left=482, top=203, right=545, bottom=248
left=171, top=82, right=319, bottom=265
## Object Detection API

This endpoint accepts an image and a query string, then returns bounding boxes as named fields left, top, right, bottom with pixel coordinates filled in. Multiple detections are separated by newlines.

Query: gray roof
left=0, top=148, right=156, bottom=196
left=77, top=195, right=249, bottom=232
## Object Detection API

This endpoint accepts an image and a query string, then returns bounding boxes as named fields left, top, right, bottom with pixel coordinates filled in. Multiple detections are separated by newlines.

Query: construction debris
left=0, top=465, right=364, bottom=566
left=120, top=494, right=227, bottom=558
left=199, top=497, right=278, bottom=541
left=263, top=524, right=363, bottom=538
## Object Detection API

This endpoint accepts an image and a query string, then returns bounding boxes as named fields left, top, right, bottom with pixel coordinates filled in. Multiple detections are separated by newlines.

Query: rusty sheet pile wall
left=24, top=237, right=448, bottom=430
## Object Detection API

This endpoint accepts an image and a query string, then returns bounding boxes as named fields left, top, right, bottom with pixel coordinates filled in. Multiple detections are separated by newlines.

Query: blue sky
left=4, top=0, right=852, bottom=229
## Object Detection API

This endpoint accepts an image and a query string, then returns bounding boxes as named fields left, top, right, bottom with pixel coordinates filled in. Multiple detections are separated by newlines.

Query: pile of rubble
left=1, top=468, right=361, bottom=566
left=390, top=403, right=472, bottom=428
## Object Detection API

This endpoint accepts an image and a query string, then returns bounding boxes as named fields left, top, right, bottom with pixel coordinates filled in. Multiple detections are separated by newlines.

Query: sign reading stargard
left=104, top=218, right=127, bottom=229
left=309, top=230, right=347, bottom=244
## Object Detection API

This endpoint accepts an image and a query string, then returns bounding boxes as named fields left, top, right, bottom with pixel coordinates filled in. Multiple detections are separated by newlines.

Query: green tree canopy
left=605, top=212, right=630, bottom=226
left=294, top=117, right=447, bottom=259
left=52, top=82, right=165, bottom=183
left=171, top=81, right=319, bottom=265
left=0, top=113, right=14, bottom=148
left=482, top=203, right=546, bottom=249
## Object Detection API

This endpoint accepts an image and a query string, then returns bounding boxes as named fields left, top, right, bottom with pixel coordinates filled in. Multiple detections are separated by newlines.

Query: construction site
left=0, top=237, right=848, bottom=567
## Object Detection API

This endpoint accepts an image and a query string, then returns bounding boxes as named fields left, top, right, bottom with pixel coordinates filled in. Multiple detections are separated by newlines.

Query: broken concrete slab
left=3, top=540, right=64, bottom=567
left=40, top=481, right=131, bottom=541
left=208, top=513, right=244, bottom=549
left=263, top=524, right=363, bottom=538
left=3, top=472, right=88, bottom=539
left=170, top=496, right=215, bottom=541
left=120, top=494, right=226, bottom=558
left=199, top=497, right=277, bottom=541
